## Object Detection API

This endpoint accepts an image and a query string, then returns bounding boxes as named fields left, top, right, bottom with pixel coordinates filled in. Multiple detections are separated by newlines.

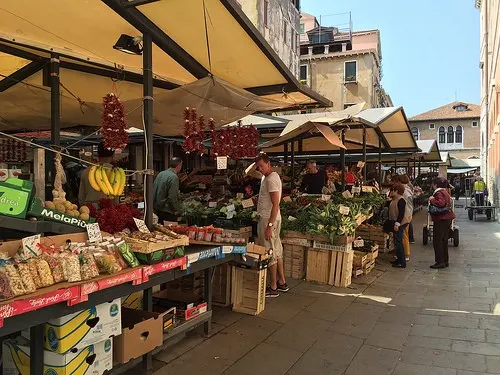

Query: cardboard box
left=246, top=242, right=267, bottom=255
left=152, top=306, right=177, bottom=331
left=42, top=298, right=121, bottom=354
left=3, top=337, right=113, bottom=375
left=113, top=308, right=165, bottom=364
left=153, top=290, right=207, bottom=321
left=122, top=291, right=143, bottom=310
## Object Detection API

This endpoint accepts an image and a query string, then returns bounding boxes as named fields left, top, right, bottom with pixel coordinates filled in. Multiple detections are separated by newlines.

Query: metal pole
left=484, top=0, right=489, bottom=184
left=418, top=158, right=422, bottom=177
left=291, top=141, right=295, bottom=184
left=50, top=54, right=60, bottom=146
left=378, top=137, right=382, bottom=185
left=284, top=142, right=288, bottom=164
left=340, top=130, right=346, bottom=190
left=142, top=32, right=154, bottom=375
left=143, top=33, right=154, bottom=229
left=362, top=125, right=367, bottom=181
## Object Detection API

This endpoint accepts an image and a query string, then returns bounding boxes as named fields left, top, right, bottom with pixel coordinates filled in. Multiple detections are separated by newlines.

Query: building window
left=300, top=23, right=305, bottom=34
left=411, top=127, right=419, bottom=140
left=300, top=64, right=308, bottom=85
left=472, top=121, right=478, bottom=127
left=438, top=126, right=446, bottom=143
left=447, top=126, right=454, bottom=143
left=263, top=0, right=268, bottom=27
left=455, top=126, right=463, bottom=143
left=344, top=61, right=357, bottom=82
left=429, top=123, right=435, bottom=130
left=454, top=104, right=468, bottom=112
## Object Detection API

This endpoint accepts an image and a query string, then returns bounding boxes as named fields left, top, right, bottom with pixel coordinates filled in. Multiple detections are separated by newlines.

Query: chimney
left=308, top=46, right=313, bottom=56
left=342, top=43, right=347, bottom=52
left=324, top=45, right=329, bottom=54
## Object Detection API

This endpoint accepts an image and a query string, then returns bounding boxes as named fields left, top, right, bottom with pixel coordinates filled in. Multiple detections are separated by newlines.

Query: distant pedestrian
left=389, top=183, right=409, bottom=268
left=473, top=176, right=487, bottom=207
left=453, top=176, right=461, bottom=200
left=429, top=177, right=456, bottom=269
left=396, top=174, right=413, bottom=261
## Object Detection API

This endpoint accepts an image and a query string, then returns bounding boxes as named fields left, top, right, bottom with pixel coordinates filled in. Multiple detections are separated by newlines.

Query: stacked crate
left=356, top=224, right=389, bottom=252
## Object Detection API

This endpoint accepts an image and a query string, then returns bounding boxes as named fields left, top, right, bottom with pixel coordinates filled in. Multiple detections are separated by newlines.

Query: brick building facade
left=409, top=102, right=480, bottom=160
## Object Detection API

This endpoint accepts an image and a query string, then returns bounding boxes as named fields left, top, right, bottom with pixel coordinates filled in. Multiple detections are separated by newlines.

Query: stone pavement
left=150, top=199, right=500, bottom=375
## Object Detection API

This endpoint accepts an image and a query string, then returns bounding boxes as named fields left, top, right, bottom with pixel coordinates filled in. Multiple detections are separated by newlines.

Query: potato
left=45, top=201, right=55, bottom=209
left=79, top=206, right=90, bottom=214
left=79, top=213, right=90, bottom=221
left=72, top=204, right=78, bottom=211
left=63, top=201, right=73, bottom=209
left=55, top=204, right=66, bottom=213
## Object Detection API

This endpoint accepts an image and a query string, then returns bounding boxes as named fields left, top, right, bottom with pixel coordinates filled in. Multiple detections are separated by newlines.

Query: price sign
left=288, top=216, right=297, bottom=221
left=321, top=194, right=331, bottom=201
left=227, top=204, right=235, bottom=212
left=354, top=239, right=365, bottom=247
left=242, top=199, right=254, bottom=208
left=134, top=218, right=151, bottom=233
left=198, top=183, right=206, bottom=189
left=22, top=234, right=41, bottom=258
left=236, top=193, right=244, bottom=199
left=362, top=186, right=373, bottom=193
left=339, top=205, right=350, bottom=215
left=357, top=161, right=365, bottom=169
left=216, top=156, right=228, bottom=170
left=137, top=202, right=145, bottom=209
left=208, top=201, right=218, bottom=208
left=86, top=223, right=102, bottom=243
left=342, top=190, right=353, bottom=199
left=352, top=186, right=361, bottom=194
left=282, top=196, right=292, bottom=202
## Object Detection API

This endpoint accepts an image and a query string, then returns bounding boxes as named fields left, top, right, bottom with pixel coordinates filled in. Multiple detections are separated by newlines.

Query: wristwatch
left=268, top=222, right=274, bottom=227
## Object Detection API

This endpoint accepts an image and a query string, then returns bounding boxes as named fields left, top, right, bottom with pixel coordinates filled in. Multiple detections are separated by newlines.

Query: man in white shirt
left=255, top=153, right=288, bottom=298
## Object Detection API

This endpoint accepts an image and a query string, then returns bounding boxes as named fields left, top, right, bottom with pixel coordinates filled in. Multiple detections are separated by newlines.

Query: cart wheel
left=453, top=229, right=459, bottom=247
left=486, top=209, right=492, bottom=220
left=423, top=226, right=429, bottom=245
left=468, top=209, right=473, bottom=220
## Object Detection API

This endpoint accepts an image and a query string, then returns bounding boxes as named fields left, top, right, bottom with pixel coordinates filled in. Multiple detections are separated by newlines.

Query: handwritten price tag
left=362, top=186, right=373, bottom=193
left=288, top=216, right=297, bottom=221
left=134, top=218, right=151, bottom=233
left=86, top=223, right=102, bottom=243
left=354, top=239, right=365, bottom=247
left=339, top=205, right=350, bottom=215
left=236, top=193, right=244, bottom=199
left=242, top=199, right=254, bottom=208
left=22, top=234, right=41, bottom=258
left=208, top=201, right=218, bottom=208
left=321, top=194, right=331, bottom=201
left=342, top=190, right=352, bottom=199
left=357, top=161, right=365, bottom=169
left=352, top=186, right=361, bottom=194
left=216, top=156, right=228, bottom=170
left=282, top=196, right=292, bottom=202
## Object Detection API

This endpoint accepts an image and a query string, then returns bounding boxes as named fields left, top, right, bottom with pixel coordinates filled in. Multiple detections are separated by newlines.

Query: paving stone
left=223, top=342, right=301, bottom=375
left=452, top=340, right=500, bottom=356
left=378, top=306, right=420, bottom=326
left=155, top=330, right=205, bottom=364
left=344, top=345, right=400, bottom=375
left=400, top=346, right=488, bottom=373
left=410, top=325, right=486, bottom=342
left=329, top=301, right=385, bottom=339
left=288, top=280, right=331, bottom=297
left=405, top=335, right=453, bottom=351
left=439, top=316, right=480, bottom=329
left=459, top=302, right=492, bottom=313
left=480, top=318, right=500, bottom=330
left=365, top=322, right=410, bottom=351
left=304, top=294, right=353, bottom=322
left=414, top=314, right=440, bottom=326
left=486, top=355, right=500, bottom=373
left=265, top=311, right=332, bottom=352
left=486, top=329, right=500, bottom=344
left=259, top=292, right=315, bottom=324
left=287, top=333, right=363, bottom=375
left=212, top=307, right=245, bottom=327
left=392, top=363, right=457, bottom=375
left=392, top=292, right=425, bottom=308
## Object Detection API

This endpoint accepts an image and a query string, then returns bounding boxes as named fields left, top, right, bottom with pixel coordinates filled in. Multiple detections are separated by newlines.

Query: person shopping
left=388, top=183, right=409, bottom=268
left=396, top=174, right=413, bottom=261
left=429, top=177, right=456, bottom=269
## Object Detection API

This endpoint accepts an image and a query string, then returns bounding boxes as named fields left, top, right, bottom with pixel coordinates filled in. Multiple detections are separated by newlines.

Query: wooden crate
left=355, top=225, right=389, bottom=252
left=352, top=259, right=376, bottom=278
left=231, top=266, right=266, bottom=315
left=353, top=251, right=369, bottom=267
left=283, top=231, right=354, bottom=246
left=283, top=243, right=307, bottom=279
left=212, top=263, right=231, bottom=307
left=165, top=271, right=204, bottom=297
left=306, top=249, right=353, bottom=287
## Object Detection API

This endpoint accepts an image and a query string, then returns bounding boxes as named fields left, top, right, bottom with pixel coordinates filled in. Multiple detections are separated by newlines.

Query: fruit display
left=88, top=165, right=126, bottom=198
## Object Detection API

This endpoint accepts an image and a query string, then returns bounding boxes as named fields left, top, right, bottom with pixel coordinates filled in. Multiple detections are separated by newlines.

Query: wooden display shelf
left=126, top=236, right=189, bottom=254
left=231, top=266, right=266, bottom=315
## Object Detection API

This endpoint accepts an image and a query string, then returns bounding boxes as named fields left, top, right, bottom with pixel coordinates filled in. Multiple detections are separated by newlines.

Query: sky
left=301, top=0, right=480, bottom=117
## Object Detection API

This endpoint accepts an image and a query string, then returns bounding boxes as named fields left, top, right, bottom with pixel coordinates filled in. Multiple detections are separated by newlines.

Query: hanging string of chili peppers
left=101, top=93, right=129, bottom=150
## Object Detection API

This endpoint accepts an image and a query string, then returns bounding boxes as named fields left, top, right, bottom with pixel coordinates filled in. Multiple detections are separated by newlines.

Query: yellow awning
left=0, top=0, right=330, bottom=132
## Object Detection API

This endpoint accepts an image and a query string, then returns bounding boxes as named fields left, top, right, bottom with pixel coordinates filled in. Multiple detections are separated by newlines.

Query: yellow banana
left=118, top=168, right=126, bottom=195
left=100, top=168, right=114, bottom=196
left=109, top=169, right=117, bottom=195
left=113, top=168, right=122, bottom=196
left=88, top=166, right=101, bottom=192
left=95, top=167, right=110, bottom=196
left=105, top=167, right=112, bottom=181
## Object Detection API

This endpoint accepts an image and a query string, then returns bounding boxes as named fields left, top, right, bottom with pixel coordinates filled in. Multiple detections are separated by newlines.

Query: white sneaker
left=405, top=257, right=410, bottom=261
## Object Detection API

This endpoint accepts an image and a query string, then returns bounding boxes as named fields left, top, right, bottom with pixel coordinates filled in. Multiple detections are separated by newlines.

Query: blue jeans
left=394, top=224, right=408, bottom=267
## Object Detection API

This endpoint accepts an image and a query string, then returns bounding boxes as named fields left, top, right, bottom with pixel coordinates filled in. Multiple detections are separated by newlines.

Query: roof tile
left=409, top=101, right=480, bottom=121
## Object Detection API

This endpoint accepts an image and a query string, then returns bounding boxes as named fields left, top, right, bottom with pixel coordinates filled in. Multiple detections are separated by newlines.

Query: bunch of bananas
left=88, top=165, right=126, bottom=197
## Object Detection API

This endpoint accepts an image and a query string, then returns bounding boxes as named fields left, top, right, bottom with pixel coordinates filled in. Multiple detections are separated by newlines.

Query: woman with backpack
left=429, top=177, right=456, bottom=269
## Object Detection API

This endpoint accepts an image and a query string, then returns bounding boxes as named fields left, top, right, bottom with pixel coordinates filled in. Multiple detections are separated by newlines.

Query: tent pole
left=50, top=53, right=60, bottom=146
left=362, top=125, right=367, bottom=181
left=418, top=158, right=421, bottom=177
left=341, top=130, right=346, bottom=190
left=291, top=141, right=295, bottom=184
left=284, top=143, right=288, bottom=164
left=143, top=33, right=154, bottom=229
left=378, top=137, right=382, bottom=185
